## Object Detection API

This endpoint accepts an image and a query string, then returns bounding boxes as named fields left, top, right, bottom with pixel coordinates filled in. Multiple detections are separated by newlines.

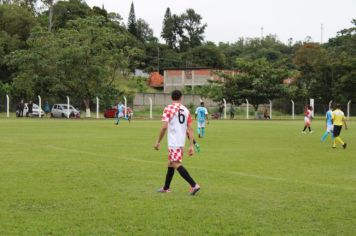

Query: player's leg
left=197, top=123, right=201, bottom=138
left=332, top=126, right=342, bottom=148
left=115, top=112, right=119, bottom=125
left=170, top=148, right=200, bottom=195
left=161, top=162, right=175, bottom=192
left=201, top=122, right=206, bottom=138
left=321, top=130, right=329, bottom=142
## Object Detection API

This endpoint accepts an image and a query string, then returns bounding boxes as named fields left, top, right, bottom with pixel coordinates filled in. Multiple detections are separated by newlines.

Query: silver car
left=51, top=104, right=80, bottom=118
left=19, top=103, right=45, bottom=117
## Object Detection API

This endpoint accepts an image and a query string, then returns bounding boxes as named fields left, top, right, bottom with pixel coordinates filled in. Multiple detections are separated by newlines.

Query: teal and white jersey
left=195, top=106, right=208, bottom=123
left=118, top=104, right=124, bottom=114
left=326, top=110, right=333, bottom=126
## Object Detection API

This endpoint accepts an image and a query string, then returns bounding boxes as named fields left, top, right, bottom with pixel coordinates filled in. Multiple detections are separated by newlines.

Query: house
left=163, top=68, right=238, bottom=93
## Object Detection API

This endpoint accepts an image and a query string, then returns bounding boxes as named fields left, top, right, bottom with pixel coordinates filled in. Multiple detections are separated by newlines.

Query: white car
left=18, top=103, right=45, bottom=117
left=51, top=104, right=80, bottom=118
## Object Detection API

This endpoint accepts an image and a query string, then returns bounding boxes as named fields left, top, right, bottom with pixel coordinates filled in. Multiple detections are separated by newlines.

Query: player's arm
left=154, top=122, right=168, bottom=150
left=343, top=117, right=348, bottom=130
left=187, top=115, right=194, bottom=156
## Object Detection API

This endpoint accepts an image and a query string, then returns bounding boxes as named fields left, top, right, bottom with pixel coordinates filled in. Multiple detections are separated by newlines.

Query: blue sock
left=202, top=127, right=205, bottom=137
left=321, top=131, right=329, bottom=142
left=197, top=127, right=201, bottom=136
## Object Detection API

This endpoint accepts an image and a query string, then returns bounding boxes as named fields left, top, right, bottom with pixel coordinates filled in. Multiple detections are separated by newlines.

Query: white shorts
left=118, top=112, right=124, bottom=118
left=197, top=121, right=206, bottom=128
left=304, top=117, right=311, bottom=125
left=326, top=124, right=333, bottom=133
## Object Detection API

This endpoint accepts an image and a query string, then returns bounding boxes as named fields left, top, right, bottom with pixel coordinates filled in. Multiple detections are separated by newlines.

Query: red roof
left=149, top=72, right=164, bottom=87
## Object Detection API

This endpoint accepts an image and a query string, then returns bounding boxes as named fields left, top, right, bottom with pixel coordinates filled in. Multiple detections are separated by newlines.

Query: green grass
left=0, top=118, right=355, bottom=235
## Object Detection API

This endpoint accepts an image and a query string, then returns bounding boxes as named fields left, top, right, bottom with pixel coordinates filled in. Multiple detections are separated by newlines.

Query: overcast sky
left=85, top=0, right=356, bottom=44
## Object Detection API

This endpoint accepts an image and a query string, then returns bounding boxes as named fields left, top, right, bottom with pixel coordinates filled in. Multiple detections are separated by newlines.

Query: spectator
left=27, top=100, right=33, bottom=117
left=44, top=101, right=50, bottom=117
left=264, top=108, right=270, bottom=119
left=17, top=100, right=24, bottom=117
left=229, top=104, right=235, bottom=119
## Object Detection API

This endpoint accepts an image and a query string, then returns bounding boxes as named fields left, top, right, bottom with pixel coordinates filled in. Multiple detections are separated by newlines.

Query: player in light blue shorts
left=115, top=102, right=124, bottom=125
left=195, top=102, right=209, bottom=138
left=321, top=108, right=334, bottom=142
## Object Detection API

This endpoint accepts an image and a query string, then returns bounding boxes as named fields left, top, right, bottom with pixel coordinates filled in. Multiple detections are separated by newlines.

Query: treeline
left=0, top=0, right=355, bottom=110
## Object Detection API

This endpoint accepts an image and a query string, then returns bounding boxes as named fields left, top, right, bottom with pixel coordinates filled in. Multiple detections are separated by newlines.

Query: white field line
left=1, top=140, right=355, bottom=191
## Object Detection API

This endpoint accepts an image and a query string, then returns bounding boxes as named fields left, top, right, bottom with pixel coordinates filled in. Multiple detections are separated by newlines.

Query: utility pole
left=157, top=47, right=160, bottom=72
left=320, top=23, right=323, bottom=44
left=261, top=27, right=264, bottom=38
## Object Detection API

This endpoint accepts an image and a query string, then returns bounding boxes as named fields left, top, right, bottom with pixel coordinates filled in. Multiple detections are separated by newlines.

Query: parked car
left=104, top=106, right=133, bottom=118
left=51, top=104, right=80, bottom=118
left=16, top=103, right=44, bottom=117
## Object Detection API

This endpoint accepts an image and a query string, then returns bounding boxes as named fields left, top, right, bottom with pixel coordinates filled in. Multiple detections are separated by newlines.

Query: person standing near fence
left=154, top=90, right=200, bottom=195
left=27, top=100, right=33, bottom=117
left=302, top=105, right=313, bottom=134
left=332, top=103, right=348, bottom=149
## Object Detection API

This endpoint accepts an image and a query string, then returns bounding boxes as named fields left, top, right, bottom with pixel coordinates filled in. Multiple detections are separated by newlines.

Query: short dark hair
left=335, top=103, right=341, bottom=109
left=200, top=102, right=204, bottom=106
left=171, top=90, right=182, bottom=101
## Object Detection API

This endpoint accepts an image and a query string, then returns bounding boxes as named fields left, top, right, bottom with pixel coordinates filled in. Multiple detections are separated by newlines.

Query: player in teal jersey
left=195, top=102, right=209, bottom=138
left=115, top=102, right=124, bottom=125
left=321, top=108, right=334, bottom=142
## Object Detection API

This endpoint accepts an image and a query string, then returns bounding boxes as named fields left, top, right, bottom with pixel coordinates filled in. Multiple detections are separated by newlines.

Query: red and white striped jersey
left=162, top=102, right=192, bottom=147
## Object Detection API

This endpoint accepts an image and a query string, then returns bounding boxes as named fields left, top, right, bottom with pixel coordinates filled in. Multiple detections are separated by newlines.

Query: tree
left=161, top=7, right=176, bottom=48
left=127, top=1, right=137, bottom=37
left=201, top=58, right=290, bottom=113
left=182, top=42, right=226, bottom=68
left=293, top=43, right=333, bottom=104
left=136, top=18, right=156, bottom=42
left=6, top=16, right=143, bottom=113
left=180, top=8, right=207, bottom=50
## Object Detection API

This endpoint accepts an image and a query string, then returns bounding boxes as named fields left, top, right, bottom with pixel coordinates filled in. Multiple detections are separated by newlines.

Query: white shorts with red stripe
left=168, top=147, right=184, bottom=162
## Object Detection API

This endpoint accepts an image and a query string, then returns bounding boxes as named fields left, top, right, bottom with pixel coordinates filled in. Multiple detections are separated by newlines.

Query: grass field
left=0, top=118, right=355, bottom=235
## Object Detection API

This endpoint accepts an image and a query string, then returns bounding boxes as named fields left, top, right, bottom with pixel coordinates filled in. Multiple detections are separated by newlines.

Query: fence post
left=6, top=94, right=9, bottom=118
left=38, top=95, right=42, bottom=118
left=291, top=100, right=295, bottom=120
left=123, top=96, right=127, bottom=118
left=329, top=100, right=333, bottom=110
left=223, top=98, right=227, bottom=119
left=269, top=99, right=272, bottom=120
left=148, top=97, right=153, bottom=119
left=66, top=96, right=70, bottom=119
left=347, top=100, right=351, bottom=121
left=245, top=99, right=249, bottom=120
left=96, top=97, right=99, bottom=119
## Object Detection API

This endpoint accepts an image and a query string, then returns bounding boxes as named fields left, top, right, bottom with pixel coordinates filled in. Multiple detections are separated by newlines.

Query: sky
left=85, top=0, right=356, bottom=44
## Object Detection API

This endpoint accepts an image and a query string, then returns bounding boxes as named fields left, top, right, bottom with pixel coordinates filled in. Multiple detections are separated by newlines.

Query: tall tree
left=136, top=18, right=155, bottom=42
left=127, top=1, right=137, bottom=37
left=180, top=8, right=207, bottom=51
left=161, top=7, right=175, bottom=48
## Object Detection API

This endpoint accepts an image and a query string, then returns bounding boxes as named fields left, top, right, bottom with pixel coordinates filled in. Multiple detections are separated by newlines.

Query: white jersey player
left=154, top=90, right=200, bottom=195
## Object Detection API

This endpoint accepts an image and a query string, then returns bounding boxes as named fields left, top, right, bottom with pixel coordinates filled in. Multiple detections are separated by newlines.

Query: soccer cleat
left=157, top=187, right=171, bottom=193
left=194, top=143, right=201, bottom=153
left=301, top=131, right=306, bottom=134
left=198, top=134, right=201, bottom=138
left=309, top=131, right=314, bottom=134
left=189, top=184, right=201, bottom=196
left=342, top=143, right=347, bottom=149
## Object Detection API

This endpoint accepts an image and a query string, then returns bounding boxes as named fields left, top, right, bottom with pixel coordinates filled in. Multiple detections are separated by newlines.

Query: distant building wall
left=133, top=93, right=219, bottom=108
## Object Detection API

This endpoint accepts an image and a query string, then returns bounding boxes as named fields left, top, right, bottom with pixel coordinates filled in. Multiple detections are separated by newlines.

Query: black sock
left=177, top=166, right=196, bottom=187
left=303, top=126, right=307, bottom=131
left=164, top=167, right=175, bottom=190
left=193, top=139, right=196, bottom=145
left=308, top=127, right=311, bottom=132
